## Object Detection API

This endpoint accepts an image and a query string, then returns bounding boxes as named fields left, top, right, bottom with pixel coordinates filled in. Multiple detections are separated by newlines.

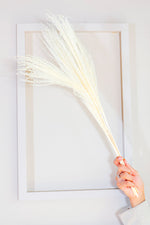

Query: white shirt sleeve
left=118, top=200, right=150, bottom=225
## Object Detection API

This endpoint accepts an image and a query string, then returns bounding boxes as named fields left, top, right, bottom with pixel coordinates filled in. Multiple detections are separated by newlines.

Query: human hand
left=114, top=156, right=145, bottom=208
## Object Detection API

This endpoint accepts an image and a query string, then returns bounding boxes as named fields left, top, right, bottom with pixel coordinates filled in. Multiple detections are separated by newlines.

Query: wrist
left=130, top=193, right=145, bottom=208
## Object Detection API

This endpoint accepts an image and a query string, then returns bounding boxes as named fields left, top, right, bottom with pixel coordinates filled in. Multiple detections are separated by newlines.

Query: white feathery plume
left=16, top=12, right=138, bottom=197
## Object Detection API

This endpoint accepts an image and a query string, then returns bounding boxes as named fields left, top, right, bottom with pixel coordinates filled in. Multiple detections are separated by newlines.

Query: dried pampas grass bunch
left=16, top=11, right=138, bottom=197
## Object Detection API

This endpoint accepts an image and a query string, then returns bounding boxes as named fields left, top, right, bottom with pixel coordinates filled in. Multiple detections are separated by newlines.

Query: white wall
left=0, top=0, right=150, bottom=224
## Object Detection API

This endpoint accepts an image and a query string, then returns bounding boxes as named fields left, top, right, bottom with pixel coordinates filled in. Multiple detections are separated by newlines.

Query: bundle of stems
left=17, top=11, right=138, bottom=197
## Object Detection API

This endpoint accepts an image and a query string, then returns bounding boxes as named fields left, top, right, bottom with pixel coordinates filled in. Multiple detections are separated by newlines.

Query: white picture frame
left=16, top=22, right=132, bottom=200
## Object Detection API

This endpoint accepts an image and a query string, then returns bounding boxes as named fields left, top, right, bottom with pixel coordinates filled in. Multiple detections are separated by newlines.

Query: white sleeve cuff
left=118, top=200, right=149, bottom=225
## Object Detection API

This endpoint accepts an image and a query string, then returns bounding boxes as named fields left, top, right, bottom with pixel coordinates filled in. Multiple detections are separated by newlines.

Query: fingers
left=114, top=157, right=137, bottom=176
left=116, top=176, right=135, bottom=189
left=118, top=165, right=132, bottom=175
left=123, top=159, right=137, bottom=176
left=117, top=171, right=134, bottom=182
